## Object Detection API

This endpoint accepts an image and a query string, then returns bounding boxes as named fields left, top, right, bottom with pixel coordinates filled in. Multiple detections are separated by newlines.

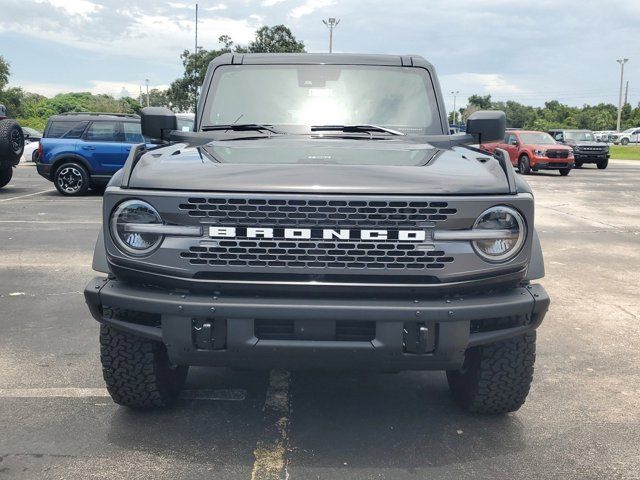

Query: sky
left=0, top=0, right=638, bottom=111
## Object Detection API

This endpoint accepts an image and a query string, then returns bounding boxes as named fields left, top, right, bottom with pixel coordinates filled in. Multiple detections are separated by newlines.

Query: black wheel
left=0, top=119, right=25, bottom=163
left=575, top=161, right=583, bottom=168
left=0, top=165, right=12, bottom=189
left=597, top=158, right=609, bottom=170
left=446, top=332, right=536, bottom=414
left=100, top=324, right=188, bottom=408
left=518, top=155, right=531, bottom=174
left=54, top=162, right=90, bottom=196
left=621, top=138, right=629, bottom=146
left=559, top=168, right=571, bottom=176
left=31, top=148, right=40, bottom=163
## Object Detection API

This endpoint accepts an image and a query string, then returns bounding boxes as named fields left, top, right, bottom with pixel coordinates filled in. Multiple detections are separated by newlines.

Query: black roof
left=218, top=52, right=431, bottom=68
left=48, top=112, right=140, bottom=122
left=548, top=128, right=592, bottom=132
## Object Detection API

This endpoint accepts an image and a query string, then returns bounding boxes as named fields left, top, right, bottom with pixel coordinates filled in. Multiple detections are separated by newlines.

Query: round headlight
left=472, top=206, right=526, bottom=262
left=110, top=199, right=163, bottom=255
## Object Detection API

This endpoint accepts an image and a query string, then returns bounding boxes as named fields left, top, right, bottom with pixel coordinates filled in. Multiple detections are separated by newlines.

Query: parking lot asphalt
left=1, top=162, right=639, bottom=479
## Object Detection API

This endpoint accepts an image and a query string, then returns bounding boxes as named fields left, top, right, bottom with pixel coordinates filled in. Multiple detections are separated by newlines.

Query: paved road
left=1, top=162, right=638, bottom=479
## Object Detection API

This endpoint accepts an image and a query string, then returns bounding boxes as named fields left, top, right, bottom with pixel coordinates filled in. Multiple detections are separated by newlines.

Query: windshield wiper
left=310, top=124, right=406, bottom=136
left=201, top=124, right=282, bottom=134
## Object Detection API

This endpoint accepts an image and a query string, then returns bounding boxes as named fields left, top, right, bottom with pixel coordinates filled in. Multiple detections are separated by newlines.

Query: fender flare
left=50, top=153, right=93, bottom=179
left=92, top=227, right=110, bottom=274
left=526, top=229, right=545, bottom=280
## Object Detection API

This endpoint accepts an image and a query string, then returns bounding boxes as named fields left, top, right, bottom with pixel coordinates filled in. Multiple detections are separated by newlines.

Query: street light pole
left=194, top=3, right=199, bottom=115
left=145, top=79, right=149, bottom=107
left=616, top=58, right=629, bottom=132
left=322, top=18, right=340, bottom=53
left=195, top=3, right=198, bottom=59
left=450, top=90, right=459, bottom=126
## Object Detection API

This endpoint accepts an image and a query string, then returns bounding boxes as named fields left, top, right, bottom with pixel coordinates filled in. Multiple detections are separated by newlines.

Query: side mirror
left=141, top=107, right=177, bottom=142
left=466, top=111, right=506, bottom=143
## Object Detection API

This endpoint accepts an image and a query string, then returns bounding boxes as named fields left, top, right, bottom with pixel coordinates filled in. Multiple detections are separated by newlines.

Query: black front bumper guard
left=85, top=277, right=550, bottom=370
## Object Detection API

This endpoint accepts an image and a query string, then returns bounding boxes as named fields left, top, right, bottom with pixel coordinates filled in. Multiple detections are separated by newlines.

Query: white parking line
left=0, top=387, right=247, bottom=401
left=0, top=189, right=54, bottom=202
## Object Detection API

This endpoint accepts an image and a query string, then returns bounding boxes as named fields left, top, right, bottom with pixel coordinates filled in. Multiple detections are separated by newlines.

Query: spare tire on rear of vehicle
left=0, top=119, right=25, bottom=164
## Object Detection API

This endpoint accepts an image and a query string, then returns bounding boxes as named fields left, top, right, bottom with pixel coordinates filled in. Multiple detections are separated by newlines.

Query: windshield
left=201, top=64, right=442, bottom=135
left=622, top=128, right=635, bottom=134
left=564, top=131, right=595, bottom=141
left=519, top=132, right=556, bottom=145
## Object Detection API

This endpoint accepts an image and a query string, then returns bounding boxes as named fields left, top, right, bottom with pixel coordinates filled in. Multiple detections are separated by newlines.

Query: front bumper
left=574, top=153, right=609, bottom=163
left=532, top=159, right=574, bottom=170
left=85, top=278, right=549, bottom=371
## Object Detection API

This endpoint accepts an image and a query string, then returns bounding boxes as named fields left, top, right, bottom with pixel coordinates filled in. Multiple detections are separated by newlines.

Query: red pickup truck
left=481, top=130, right=574, bottom=176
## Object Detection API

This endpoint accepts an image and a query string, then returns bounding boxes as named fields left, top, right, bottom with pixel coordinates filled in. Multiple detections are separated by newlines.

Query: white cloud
left=206, top=3, right=228, bottom=11
left=289, top=0, right=335, bottom=19
left=262, top=0, right=287, bottom=6
left=14, top=80, right=169, bottom=98
left=36, top=0, right=102, bottom=17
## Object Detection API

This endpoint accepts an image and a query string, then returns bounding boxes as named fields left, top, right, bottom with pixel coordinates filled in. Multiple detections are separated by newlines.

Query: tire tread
left=447, top=332, right=536, bottom=414
left=100, top=324, right=187, bottom=408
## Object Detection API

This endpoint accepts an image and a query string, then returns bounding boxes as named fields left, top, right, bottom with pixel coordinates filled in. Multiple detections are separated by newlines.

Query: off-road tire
left=559, top=168, right=571, bottom=176
left=54, top=161, right=90, bottom=196
left=0, top=119, right=25, bottom=163
left=621, top=138, right=629, bottom=146
left=597, top=158, right=609, bottom=170
left=518, top=155, right=531, bottom=175
left=446, top=332, right=536, bottom=414
left=100, top=324, right=188, bottom=408
left=0, top=165, right=13, bottom=189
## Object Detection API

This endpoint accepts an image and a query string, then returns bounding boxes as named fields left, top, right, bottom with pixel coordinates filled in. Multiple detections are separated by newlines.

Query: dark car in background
left=36, top=112, right=144, bottom=195
left=176, top=113, right=195, bottom=132
left=548, top=129, right=609, bottom=169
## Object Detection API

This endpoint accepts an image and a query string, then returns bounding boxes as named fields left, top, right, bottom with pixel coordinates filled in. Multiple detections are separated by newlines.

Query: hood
left=564, top=140, right=602, bottom=147
left=127, top=137, right=511, bottom=195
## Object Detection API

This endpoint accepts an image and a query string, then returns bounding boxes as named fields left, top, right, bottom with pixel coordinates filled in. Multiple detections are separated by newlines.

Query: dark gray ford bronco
left=85, top=54, right=550, bottom=414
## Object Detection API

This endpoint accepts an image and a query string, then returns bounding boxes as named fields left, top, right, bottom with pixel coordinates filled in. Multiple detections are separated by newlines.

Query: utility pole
left=139, top=85, right=143, bottom=106
left=145, top=79, right=149, bottom=107
left=616, top=58, right=628, bottom=132
left=195, top=3, right=198, bottom=58
left=322, top=17, right=340, bottom=53
left=450, top=91, right=460, bottom=126
left=624, top=80, right=629, bottom=106
left=194, top=3, right=199, bottom=115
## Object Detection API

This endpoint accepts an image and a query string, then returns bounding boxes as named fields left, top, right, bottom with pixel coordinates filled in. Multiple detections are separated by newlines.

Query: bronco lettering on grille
left=209, top=226, right=427, bottom=241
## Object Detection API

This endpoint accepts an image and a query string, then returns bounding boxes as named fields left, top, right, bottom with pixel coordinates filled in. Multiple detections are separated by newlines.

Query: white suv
left=611, top=127, right=640, bottom=145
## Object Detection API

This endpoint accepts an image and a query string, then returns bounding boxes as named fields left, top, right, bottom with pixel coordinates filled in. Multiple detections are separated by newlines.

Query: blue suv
left=36, top=112, right=145, bottom=195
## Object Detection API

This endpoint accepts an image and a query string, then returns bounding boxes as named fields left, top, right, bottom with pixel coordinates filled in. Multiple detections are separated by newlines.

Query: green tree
left=467, top=94, right=492, bottom=110
left=167, top=25, right=305, bottom=112
left=247, top=25, right=306, bottom=53
left=0, top=56, right=9, bottom=91
left=140, top=88, right=171, bottom=109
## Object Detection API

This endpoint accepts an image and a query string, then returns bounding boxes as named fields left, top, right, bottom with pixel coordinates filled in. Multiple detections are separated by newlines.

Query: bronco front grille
left=179, top=197, right=457, bottom=227
left=180, top=240, right=454, bottom=270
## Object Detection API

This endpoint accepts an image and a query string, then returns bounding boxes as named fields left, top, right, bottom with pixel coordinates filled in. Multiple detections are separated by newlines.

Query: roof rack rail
left=56, top=112, right=140, bottom=119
